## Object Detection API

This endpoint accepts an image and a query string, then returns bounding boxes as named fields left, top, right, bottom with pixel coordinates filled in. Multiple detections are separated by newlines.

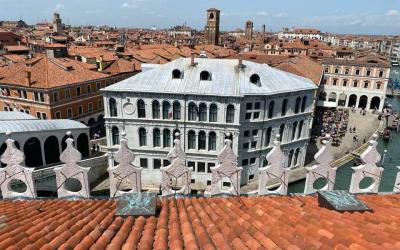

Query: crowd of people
left=314, top=109, right=350, bottom=146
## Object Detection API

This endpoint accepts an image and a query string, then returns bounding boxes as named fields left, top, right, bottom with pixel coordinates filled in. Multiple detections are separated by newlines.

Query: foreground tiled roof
left=0, top=194, right=399, bottom=249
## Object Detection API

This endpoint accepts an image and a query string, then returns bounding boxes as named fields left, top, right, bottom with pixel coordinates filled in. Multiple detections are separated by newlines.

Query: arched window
left=137, top=99, right=146, bottom=118
left=268, top=101, right=274, bottom=118
left=109, top=98, right=117, bottom=117
left=250, top=74, right=261, bottom=86
left=199, top=103, right=207, bottom=121
left=198, top=131, right=206, bottom=150
left=188, top=130, right=196, bottom=149
left=188, top=102, right=197, bottom=121
left=209, top=103, right=217, bottom=122
left=294, top=148, right=300, bottom=166
left=139, top=128, right=146, bottom=146
left=153, top=128, right=160, bottom=147
left=152, top=100, right=160, bottom=119
left=376, top=82, right=382, bottom=90
left=162, top=101, right=171, bottom=119
left=281, top=99, right=288, bottom=116
left=364, top=81, right=369, bottom=88
left=208, top=132, right=216, bottom=151
left=294, top=97, right=301, bottom=114
left=200, top=71, right=211, bottom=81
left=172, top=69, right=182, bottom=79
left=112, top=126, right=119, bottom=145
left=288, top=149, right=294, bottom=167
left=279, top=124, right=285, bottom=142
left=265, top=127, right=272, bottom=146
left=297, top=120, right=304, bottom=139
left=334, top=68, right=339, bottom=74
left=173, top=101, right=181, bottom=120
left=291, top=122, right=298, bottom=141
left=226, top=104, right=235, bottom=123
left=163, top=129, right=171, bottom=147
left=353, top=80, right=358, bottom=87
left=301, top=96, right=307, bottom=112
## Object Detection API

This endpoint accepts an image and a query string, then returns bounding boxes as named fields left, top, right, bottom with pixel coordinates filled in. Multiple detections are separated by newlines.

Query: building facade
left=319, top=55, right=390, bottom=110
left=205, top=8, right=220, bottom=45
left=102, top=57, right=316, bottom=190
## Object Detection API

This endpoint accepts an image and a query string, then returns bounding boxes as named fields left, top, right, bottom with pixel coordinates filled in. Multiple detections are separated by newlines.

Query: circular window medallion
left=123, top=103, right=135, bottom=114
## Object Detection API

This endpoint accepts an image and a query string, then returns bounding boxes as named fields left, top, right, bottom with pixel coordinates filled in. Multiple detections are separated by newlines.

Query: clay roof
left=0, top=194, right=399, bottom=249
left=275, top=55, right=323, bottom=85
left=0, top=55, right=108, bottom=89
left=228, top=52, right=290, bottom=66
left=4, top=45, right=30, bottom=52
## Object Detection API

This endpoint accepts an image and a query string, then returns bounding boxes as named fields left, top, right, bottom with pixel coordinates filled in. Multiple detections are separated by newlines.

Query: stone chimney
left=25, top=71, right=32, bottom=86
left=190, top=52, right=195, bottom=66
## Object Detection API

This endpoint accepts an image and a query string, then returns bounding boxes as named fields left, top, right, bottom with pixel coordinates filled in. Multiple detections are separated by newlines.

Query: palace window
left=137, top=99, right=146, bottom=118
left=153, top=128, right=160, bottom=147
left=209, top=104, right=217, bottom=122
left=226, top=104, right=235, bottom=123
left=152, top=100, right=160, bottom=119
left=139, top=128, right=147, bottom=146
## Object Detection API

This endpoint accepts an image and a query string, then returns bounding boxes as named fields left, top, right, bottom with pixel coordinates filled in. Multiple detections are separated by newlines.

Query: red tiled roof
left=0, top=194, right=399, bottom=249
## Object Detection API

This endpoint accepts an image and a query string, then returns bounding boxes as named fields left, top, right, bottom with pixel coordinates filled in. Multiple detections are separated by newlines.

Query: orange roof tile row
left=0, top=54, right=108, bottom=89
left=0, top=194, right=399, bottom=249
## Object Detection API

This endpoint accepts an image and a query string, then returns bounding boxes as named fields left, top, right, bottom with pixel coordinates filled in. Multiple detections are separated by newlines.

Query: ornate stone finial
left=66, top=131, right=72, bottom=137
left=55, top=136, right=90, bottom=198
left=304, top=138, right=336, bottom=194
left=349, top=135, right=383, bottom=194
left=108, top=135, right=142, bottom=197
left=161, top=138, right=192, bottom=196
left=206, top=136, right=242, bottom=196
left=5, top=131, right=12, bottom=137
left=394, top=166, right=400, bottom=193
left=174, top=132, right=180, bottom=139
left=0, top=138, right=36, bottom=199
left=258, top=134, right=288, bottom=195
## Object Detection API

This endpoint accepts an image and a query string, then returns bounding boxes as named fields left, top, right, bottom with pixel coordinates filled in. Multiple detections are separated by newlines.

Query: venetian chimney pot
left=25, top=71, right=32, bottom=86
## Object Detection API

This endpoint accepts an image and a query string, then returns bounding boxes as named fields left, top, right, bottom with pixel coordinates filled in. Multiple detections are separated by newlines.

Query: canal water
left=288, top=96, right=400, bottom=193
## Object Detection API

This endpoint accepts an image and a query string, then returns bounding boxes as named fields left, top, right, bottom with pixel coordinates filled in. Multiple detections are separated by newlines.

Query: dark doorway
left=77, top=133, right=89, bottom=157
left=358, top=95, right=368, bottom=109
left=44, top=136, right=60, bottom=165
left=348, top=94, right=357, bottom=108
left=24, top=137, right=43, bottom=167
left=370, top=96, right=381, bottom=110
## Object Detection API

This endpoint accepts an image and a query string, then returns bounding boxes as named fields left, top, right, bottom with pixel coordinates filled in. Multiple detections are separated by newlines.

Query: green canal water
left=288, top=96, right=400, bottom=193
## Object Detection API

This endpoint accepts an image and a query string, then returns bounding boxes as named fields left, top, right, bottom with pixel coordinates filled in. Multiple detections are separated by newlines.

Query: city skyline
left=0, top=0, right=399, bottom=35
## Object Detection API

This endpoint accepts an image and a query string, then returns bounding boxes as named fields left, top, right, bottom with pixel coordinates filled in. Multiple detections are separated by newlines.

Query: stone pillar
left=40, top=139, right=46, bottom=166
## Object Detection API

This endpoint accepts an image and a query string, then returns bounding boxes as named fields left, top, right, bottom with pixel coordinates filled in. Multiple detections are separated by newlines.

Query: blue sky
left=1, top=0, right=400, bottom=35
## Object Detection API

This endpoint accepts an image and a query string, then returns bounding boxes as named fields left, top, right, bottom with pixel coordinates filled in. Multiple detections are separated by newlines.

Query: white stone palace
left=102, top=56, right=317, bottom=190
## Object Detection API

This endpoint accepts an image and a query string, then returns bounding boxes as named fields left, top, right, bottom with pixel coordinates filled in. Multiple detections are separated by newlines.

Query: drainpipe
left=258, top=97, right=268, bottom=169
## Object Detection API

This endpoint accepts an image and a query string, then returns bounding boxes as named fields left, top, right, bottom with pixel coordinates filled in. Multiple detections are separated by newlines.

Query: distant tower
left=205, top=8, right=220, bottom=45
left=262, top=24, right=266, bottom=33
left=245, top=20, right=253, bottom=40
left=53, top=12, right=62, bottom=33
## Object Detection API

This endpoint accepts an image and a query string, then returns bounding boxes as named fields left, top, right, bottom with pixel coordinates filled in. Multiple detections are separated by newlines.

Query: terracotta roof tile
left=0, top=195, right=399, bottom=249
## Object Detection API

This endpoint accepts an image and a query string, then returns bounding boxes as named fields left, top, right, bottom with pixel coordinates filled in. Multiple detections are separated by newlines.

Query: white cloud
left=121, top=2, right=137, bottom=9
left=256, top=11, right=267, bottom=16
left=55, top=4, right=64, bottom=11
left=386, top=9, right=400, bottom=16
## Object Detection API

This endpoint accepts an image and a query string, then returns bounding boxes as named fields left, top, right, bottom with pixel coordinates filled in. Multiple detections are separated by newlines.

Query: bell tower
left=205, top=8, right=220, bottom=45
left=245, top=20, right=253, bottom=40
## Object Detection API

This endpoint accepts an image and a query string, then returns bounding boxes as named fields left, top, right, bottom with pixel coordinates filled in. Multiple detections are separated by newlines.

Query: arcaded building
left=103, top=57, right=316, bottom=189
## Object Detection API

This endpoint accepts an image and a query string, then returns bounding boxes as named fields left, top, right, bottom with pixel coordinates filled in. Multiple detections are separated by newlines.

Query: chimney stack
left=190, top=52, right=195, bottom=66
left=25, top=71, right=32, bottom=86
